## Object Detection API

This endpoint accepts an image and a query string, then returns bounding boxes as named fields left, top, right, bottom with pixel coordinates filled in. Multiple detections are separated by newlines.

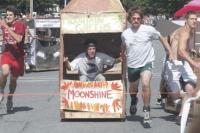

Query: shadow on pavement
left=126, top=115, right=143, bottom=122
left=7, top=106, right=33, bottom=114
left=61, top=118, right=125, bottom=122
left=126, top=115, right=152, bottom=128
left=152, top=114, right=176, bottom=122
left=150, top=106, right=165, bottom=110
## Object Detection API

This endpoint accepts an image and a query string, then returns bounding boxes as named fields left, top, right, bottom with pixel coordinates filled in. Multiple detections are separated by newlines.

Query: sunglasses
left=132, top=17, right=141, bottom=20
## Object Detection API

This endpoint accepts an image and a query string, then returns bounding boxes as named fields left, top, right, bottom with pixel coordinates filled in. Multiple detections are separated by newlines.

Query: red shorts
left=1, top=52, right=24, bottom=77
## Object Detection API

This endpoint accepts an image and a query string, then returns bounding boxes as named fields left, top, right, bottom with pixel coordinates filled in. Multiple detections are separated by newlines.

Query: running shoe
left=156, top=97, right=163, bottom=105
left=143, top=106, right=151, bottom=128
left=6, top=99, right=13, bottom=113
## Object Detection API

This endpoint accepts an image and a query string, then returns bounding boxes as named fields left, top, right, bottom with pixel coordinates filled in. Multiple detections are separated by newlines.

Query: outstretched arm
left=63, top=57, right=72, bottom=70
left=115, top=57, right=122, bottom=64
left=178, top=31, right=200, bottom=69
left=120, top=43, right=126, bottom=62
left=159, top=35, right=175, bottom=61
left=110, top=44, right=125, bottom=66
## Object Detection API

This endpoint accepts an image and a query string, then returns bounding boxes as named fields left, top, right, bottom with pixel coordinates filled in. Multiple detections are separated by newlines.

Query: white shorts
left=164, top=60, right=197, bottom=92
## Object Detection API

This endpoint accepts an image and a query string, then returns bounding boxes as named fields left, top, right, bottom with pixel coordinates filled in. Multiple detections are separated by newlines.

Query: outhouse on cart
left=59, top=0, right=127, bottom=120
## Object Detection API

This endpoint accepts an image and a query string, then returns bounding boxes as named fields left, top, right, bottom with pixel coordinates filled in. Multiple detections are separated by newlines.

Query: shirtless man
left=164, top=11, right=200, bottom=124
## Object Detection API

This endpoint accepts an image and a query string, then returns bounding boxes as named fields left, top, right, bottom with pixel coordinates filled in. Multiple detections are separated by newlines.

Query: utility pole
left=30, top=0, right=33, bottom=18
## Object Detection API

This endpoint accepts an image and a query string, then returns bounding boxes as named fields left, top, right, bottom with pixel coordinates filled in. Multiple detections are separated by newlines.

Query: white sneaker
left=143, top=110, right=151, bottom=128
left=25, top=62, right=30, bottom=70
left=156, top=97, right=163, bottom=105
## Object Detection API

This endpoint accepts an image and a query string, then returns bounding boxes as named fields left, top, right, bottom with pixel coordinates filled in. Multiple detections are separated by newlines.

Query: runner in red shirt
left=0, top=6, right=26, bottom=113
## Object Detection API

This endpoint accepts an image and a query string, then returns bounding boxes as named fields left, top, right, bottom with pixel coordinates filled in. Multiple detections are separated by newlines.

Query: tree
left=18, top=0, right=60, bottom=15
left=1, top=0, right=191, bottom=17
left=0, top=0, right=60, bottom=15
left=121, top=0, right=191, bottom=16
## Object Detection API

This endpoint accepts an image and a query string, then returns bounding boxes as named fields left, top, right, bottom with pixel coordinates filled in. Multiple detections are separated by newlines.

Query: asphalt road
left=0, top=40, right=181, bottom=133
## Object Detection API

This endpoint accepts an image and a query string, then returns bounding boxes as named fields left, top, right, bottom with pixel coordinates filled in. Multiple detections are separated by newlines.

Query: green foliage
left=121, top=0, right=191, bottom=16
left=0, top=0, right=60, bottom=15
left=1, top=0, right=191, bottom=16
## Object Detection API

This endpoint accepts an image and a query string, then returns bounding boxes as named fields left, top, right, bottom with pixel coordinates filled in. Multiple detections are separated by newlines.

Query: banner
left=35, top=19, right=60, bottom=28
left=60, top=80, right=124, bottom=113
left=61, top=13, right=126, bottom=34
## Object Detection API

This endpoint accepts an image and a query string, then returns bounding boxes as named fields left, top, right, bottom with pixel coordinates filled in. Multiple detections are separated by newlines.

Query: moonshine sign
left=60, top=80, right=123, bottom=113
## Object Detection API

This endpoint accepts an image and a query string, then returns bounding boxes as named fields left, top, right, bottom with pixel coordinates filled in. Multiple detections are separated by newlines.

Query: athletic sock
left=130, top=94, right=137, bottom=105
left=143, top=106, right=150, bottom=112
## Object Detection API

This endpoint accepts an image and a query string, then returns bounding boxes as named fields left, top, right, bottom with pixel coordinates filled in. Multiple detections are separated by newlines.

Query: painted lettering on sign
left=60, top=80, right=123, bottom=113
left=61, top=13, right=126, bottom=33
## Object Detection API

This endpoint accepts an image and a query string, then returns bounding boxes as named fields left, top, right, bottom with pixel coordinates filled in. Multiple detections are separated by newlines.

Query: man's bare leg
left=176, top=83, right=195, bottom=125
left=0, top=65, right=10, bottom=103
left=156, top=78, right=164, bottom=105
left=179, top=83, right=195, bottom=115
left=141, top=70, right=152, bottom=107
left=7, top=75, right=18, bottom=112
left=140, top=70, right=152, bottom=126
left=129, top=80, right=139, bottom=115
